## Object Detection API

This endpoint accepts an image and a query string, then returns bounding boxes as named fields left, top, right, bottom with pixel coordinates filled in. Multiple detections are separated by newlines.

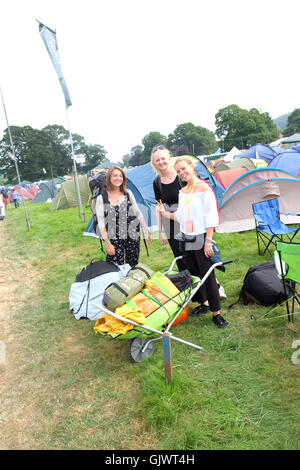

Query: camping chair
left=252, top=198, right=300, bottom=256
left=274, top=241, right=300, bottom=322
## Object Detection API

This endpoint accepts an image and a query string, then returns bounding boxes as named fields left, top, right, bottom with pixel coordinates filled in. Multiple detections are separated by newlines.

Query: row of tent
left=11, top=141, right=300, bottom=237
left=211, top=144, right=300, bottom=190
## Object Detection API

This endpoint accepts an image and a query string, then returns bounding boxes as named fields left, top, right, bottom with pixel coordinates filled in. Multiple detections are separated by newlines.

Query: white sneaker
left=219, top=285, right=227, bottom=299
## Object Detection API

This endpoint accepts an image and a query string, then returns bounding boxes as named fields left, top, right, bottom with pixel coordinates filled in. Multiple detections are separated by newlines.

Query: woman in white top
left=96, top=166, right=152, bottom=267
left=157, top=156, right=229, bottom=328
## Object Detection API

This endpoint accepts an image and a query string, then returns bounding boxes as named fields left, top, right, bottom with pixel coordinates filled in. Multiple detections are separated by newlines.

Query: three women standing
left=96, top=165, right=152, bottom=267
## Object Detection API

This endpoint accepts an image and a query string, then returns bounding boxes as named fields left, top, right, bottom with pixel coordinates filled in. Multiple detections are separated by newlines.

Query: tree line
left=1, top=105, right=300, bottom=183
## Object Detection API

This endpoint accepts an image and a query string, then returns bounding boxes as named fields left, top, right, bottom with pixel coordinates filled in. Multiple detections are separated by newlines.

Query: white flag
left=39, top=22, right=72, bottom=107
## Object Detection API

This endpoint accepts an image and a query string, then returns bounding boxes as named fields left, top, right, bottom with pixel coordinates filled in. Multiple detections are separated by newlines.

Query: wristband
left=159, top=230, right=164, bottom=234
left=105, top=240, right=110, bottom=245
left=206, top=236, right=213, bottom=242
left=205, top=242, right=213, bottom=246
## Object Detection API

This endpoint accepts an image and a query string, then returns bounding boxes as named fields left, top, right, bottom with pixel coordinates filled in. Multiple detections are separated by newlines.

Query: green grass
left=1, top=201, right=299, bottom=450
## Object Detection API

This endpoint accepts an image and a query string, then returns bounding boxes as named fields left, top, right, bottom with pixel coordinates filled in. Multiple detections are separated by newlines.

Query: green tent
left=50, top=175, right=90, bottom=210
left=215, top=157, right=257, bottom=172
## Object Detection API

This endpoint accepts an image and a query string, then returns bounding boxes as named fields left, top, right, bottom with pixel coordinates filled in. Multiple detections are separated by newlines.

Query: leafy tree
left=215, top=105, right=280, bottom=151
left=80, top=144, right=107, bottom=172
left=128, top=145, right=144, bottom=167
left=0, top=126, right=56, bottom=182
left=0, top=124, right=107, bottom=183
left=282, top=108, right=300, bottom=137
left=167, top=122, right=218, bottom=156
left=122, top=153, right=131, bottom=168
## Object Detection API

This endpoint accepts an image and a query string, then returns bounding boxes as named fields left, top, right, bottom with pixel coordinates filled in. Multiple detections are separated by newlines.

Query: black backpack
left=238, top=261, right=289, bottom=307
left=89, top=171, right=107, bottom=203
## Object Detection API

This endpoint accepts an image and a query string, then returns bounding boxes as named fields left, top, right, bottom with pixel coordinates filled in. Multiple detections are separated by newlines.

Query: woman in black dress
left=151, top=145, right=186, bottom=272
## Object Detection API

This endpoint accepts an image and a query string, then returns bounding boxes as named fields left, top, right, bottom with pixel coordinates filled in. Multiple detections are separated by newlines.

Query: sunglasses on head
left=151, top=144, right=166, bottom=153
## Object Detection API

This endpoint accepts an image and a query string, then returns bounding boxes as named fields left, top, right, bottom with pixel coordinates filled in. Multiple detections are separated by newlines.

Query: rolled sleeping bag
left=102, top=263, right=154, bottom=311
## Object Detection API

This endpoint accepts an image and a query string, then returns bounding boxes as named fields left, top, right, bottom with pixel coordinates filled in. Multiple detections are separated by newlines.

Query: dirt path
left=0, top=221, right=158, bottom=450
left=0, top=222, right=45, bottom=449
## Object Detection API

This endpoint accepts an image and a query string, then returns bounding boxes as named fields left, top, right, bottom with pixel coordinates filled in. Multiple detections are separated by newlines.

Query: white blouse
left=175, top=187, right=219, bottom=235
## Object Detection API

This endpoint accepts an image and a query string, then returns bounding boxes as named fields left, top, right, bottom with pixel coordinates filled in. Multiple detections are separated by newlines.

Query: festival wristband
left=105, top=240, right=110, bottom=245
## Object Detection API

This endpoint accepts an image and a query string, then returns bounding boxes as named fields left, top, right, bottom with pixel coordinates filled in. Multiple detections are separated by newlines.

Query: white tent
left=223, top=147, right=242, bottom=162
left=216, top=168, right=300, bottom=233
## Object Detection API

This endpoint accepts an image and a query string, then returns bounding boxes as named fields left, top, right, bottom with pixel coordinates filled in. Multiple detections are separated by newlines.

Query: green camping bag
left=103, top=263, right=154, bottom=311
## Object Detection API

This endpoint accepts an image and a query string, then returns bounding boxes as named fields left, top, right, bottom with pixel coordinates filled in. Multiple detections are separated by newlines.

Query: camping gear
left=88, top=170, right=107, bottom=215
left=274, top=241, right=300, bottom=322
left=228, top=261, right=291, bottom=322
left=164, top=269, right=193, bottom=291
left=239, top=261, right=288, bottom=307
left=252, top=198, right=300, bottom=255
left=93, top=257, right=232, bottom=364
left=217, top=168, right=300, bottom=233
left=69, top=259, right=131, bottom=321
left=102, top=263, right=154, bottom=311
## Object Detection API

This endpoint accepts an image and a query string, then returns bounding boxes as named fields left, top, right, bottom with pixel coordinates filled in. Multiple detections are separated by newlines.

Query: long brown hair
left=106, top=165, right=127, bottom=193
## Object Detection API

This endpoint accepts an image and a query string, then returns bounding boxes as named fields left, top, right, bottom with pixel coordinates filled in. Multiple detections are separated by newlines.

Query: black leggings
left=182, top=247, right=221, bottom=312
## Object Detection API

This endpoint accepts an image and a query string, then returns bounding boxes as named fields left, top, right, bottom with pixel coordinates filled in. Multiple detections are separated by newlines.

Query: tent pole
left=65, top=105, right=85, bottom=222
left=0, top=84, right=30, bottom=231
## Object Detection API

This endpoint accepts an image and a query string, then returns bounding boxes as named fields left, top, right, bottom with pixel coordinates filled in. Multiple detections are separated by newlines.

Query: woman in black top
left=151, top=145, right=186, bottom=272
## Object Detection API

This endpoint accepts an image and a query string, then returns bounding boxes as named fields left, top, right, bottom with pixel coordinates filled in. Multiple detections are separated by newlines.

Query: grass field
left=0, top=201, right=299, bottom=450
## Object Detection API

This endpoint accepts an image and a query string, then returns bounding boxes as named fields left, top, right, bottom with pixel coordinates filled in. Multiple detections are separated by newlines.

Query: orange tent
left=214, top=167, right=248, bottom=189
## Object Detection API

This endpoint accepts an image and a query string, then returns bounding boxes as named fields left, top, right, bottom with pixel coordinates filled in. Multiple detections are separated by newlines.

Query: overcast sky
left=1, top=0, right=299, bottom=162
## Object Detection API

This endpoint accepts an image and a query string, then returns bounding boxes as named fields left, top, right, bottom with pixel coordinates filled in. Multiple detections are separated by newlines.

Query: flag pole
left=0, top=84, right=30, bottom=231
left=38, top=20, right=85, bottom=222
left=65, top=105, right=85, bottom=221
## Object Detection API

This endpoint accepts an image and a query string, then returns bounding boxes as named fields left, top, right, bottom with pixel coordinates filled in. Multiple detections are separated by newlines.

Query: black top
left=153, top=175, right=186, bottom=211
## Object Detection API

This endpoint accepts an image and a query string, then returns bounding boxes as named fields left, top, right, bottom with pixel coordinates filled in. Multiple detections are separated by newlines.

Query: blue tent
left=268, top=150, right=300, bottom=176
left=234, top=144, right=278, bottom=164
left=293, top=144, right=300, bottom=153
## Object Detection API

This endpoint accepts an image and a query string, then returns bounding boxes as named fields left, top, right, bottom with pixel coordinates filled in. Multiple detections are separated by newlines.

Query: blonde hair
left=174, top=156, right=198, bottom=176
left=106, top=165, right=127, bottom=193
left=150, top=146, right=171, bottom=175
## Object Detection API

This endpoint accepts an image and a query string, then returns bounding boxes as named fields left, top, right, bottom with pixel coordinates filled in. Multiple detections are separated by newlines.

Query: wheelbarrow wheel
left=127, top=337, right=156, bottom=362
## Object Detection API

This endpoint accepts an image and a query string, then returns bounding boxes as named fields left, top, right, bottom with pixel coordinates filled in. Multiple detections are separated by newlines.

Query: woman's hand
left=106, top=242, right=115, bottom=256
left=159, top=232, right=168, bottom=245
left=147, top=230, right=152, bottom=244
left=156, top=199, right=165, bottom=216
left=204, top=242, right=214, bottom=258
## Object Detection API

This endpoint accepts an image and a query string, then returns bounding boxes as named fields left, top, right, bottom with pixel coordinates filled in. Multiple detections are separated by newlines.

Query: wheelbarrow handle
left=222, top=259, right=233, bottom=265
left=92, top=302, right=203, bottom=351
